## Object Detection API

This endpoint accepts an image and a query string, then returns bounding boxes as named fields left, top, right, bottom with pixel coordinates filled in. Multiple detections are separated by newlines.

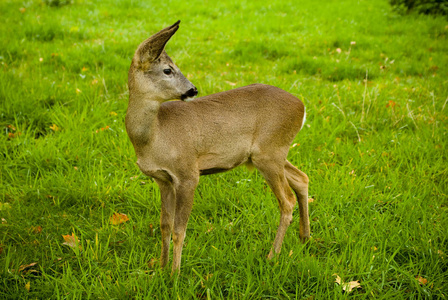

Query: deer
left=125, top=20, right=310, bottom=273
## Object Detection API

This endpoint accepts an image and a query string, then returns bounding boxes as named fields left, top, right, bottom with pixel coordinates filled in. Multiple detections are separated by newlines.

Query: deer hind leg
left=253, top=157, right=297, bottom=259
left=284, top=160, right=310, bottom=242
left=171, top=177, right=199, bottom=273
left=154, top=179, right=176, bottom=268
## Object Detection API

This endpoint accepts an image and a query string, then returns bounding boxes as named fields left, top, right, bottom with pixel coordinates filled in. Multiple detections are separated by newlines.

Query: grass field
left=1, top=0, right=447, bottom=298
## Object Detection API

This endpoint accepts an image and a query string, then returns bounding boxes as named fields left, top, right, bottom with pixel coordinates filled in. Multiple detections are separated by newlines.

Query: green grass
left=1, top=0, right=447, bottom=298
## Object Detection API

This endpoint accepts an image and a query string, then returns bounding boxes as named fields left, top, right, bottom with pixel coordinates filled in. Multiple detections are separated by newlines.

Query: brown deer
left=125, top=20, right=310, bottom=273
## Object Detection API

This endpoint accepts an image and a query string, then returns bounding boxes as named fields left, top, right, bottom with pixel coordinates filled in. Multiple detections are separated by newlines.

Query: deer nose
left=181, top=87, right=198, bottom=100
left=187, top=87, right=198, bottom=97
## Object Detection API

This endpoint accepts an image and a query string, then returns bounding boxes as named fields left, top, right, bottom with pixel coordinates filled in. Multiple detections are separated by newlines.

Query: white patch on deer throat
left=184, top=96, right=196, bottom=102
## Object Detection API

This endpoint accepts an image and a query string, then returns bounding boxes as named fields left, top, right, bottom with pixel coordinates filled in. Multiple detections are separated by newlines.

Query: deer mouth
left=181, top=87, right=198, bottom=101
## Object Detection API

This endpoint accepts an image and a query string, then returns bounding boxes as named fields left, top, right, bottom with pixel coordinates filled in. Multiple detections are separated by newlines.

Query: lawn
left=1, top=0, right=447, bottom=298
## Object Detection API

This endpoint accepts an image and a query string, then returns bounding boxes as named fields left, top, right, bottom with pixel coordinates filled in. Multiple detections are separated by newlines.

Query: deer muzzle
left=181, top=87, right=198, bottom=101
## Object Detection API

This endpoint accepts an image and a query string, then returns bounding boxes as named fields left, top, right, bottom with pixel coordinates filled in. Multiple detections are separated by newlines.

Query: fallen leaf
left=289, top=250, right=293, bottom=257
left=19, top=262, right=38, bottom=273
left=225, top=81, right=236, bottom=86
left=386, top=100, right=398, bottom=109
left=62, top=233, right=81, bottom=250
left=416, top=276, right=428, bottom=285
left=148, top=258, right=157, bottom=268
left=19, top=7, right=26, bottom=13
left=308, top=198, right=315, bottom=203
left=0, top=203, right=12, bottom=210
left=110, top=213, right=129, bottom=225
left=334, top=274, right=361, bottom=293
left=201, top=273, right=214, bottom=288
left=49, top=124, right=59, bottom=131
left=31, top=226, right=42, bottom=234
left=25, top=282, right=30, bottom=292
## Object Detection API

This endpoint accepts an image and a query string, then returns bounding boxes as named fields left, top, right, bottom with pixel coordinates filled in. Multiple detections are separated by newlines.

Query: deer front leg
left=171, top=177, right=198, bottom=273
left=154, top=179, right=176, bottom=268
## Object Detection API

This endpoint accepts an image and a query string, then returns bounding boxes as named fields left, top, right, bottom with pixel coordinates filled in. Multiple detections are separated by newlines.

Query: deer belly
left=198, top=152, right=248, bottom=176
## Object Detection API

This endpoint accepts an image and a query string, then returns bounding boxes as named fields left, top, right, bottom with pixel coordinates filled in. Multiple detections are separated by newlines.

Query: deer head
left=128, top=20, right=198, bottom=102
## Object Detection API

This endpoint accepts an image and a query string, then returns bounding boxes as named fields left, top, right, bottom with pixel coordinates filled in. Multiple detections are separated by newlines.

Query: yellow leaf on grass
left=62, top=233, right=81, bottom=250
left=25, top=282, right=30, bottom=292
left=49, top=124, right=59, bottom=131
left=110, top=213, right=129, bottom=225
left=334, top=274, right=361, bottom=293
left=0, top=202, right=12, bottom=210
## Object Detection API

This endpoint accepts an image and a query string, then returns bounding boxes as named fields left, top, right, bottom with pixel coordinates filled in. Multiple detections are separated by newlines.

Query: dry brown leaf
left=334, top=274, right=361, bottom=293
left=416, top=276, right=428, bottom=285
left=386, top=100, right=399, bottom=109
left=62, top=233, right=81, bottom=250
left=110, top=212, right=130, bottom=225
left=19, top=262, right=38, bottom=273
left=31, top=226, right=42, bottom=234
left=148, top=258, right=158, bottom=269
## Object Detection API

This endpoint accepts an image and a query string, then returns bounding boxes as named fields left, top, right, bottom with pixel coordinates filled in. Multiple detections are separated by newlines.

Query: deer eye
left=163, top=69, right=172, bottom=75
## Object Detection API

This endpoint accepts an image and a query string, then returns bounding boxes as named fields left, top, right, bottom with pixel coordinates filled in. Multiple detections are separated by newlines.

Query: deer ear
left=136, top=20, right=180, bottom=64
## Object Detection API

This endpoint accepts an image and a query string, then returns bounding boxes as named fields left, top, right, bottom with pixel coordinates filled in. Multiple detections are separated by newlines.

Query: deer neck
left=125, top=90, right=161, bottom=151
